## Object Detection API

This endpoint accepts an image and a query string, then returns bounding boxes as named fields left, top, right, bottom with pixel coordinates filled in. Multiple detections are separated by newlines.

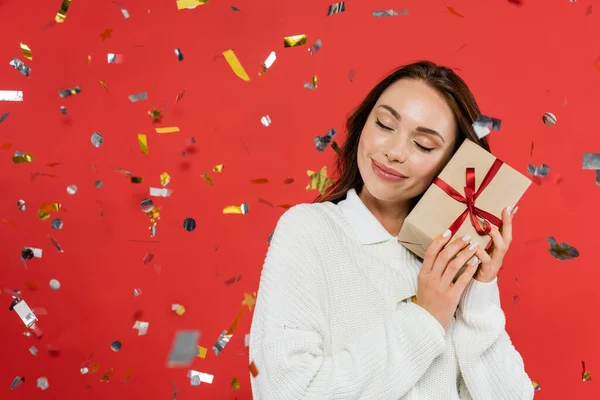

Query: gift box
left=398, top=139, right=532, bottom=261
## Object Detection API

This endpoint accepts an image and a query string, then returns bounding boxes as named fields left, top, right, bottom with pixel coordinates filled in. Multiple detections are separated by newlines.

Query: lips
left=372, top=159, right=406, bottom=178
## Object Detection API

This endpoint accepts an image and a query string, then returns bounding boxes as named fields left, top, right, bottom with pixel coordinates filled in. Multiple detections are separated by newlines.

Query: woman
left=249, top=61, right=534, bottom=399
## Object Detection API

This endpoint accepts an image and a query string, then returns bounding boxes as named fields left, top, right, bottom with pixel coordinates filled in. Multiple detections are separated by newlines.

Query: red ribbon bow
left=433, top=159, right=504, bottom=235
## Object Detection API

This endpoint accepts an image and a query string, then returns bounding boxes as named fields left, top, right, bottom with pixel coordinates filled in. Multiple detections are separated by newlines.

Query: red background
left=1, top=0, right=599, bottom=398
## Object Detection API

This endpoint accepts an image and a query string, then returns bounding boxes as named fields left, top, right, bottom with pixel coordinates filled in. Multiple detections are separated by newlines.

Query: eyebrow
left=378, top=104, right=446, bottom=144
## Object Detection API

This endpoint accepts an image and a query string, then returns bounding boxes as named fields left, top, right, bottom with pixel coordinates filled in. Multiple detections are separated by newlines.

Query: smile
left=371, top=159, right=407, bottom=182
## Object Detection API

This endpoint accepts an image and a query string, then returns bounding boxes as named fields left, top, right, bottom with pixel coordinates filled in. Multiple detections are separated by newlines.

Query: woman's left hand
left=473, top=206, right=518, bottom=283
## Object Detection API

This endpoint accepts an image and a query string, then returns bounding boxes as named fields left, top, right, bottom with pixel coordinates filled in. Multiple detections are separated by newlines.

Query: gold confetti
left=223, top=49, right=250, bottom=81
left=223, top=204, right=249, bottom=214
left=213, top=164, right=224, bottom=172
left=447, top=6, right=464, bottom=17
left=242, top=292, right=256, bottom=310
left=251, top=178, right=269, bottom=184
left=99, top=81, right=108, bottom=91
left=86, top=55, right=92, bottom=64
left=160, top=172, right=171, bottom=186
left=155, top=126, right=180, bottom=133
left=138, top=134, right=148, bottom=154
left=12, top=154, right=33, bottom=164
left=55, top=0, right=72, bottom=23
left=202, top=173, right=213, bottom=185
left=130, top=176, right=143, bottom=183
left=531, top=380, right=541, bottom=391
left=196, top=346, right=207, bottom=359
left=284, top=34, right=307, bottom=48
left=306, top=166, right=334, bottom=195
left=231, top=377, right=240, bottom=389
left=249, top=361, right=259, bottom=378
left=176, top=0, right=209, bottom=10
left=20, top=43, right=32, bottom=60
left=148, top=108, right=162, bottom=121
left=40, top=203, right=61, bottom=213
left=172, top=304, right=185, bottom=315
left=146, top=206, right=160, bottom=222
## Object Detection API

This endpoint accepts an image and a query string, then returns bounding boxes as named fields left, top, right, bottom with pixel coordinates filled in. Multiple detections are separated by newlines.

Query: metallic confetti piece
left=66, top=184, right=78, bottom=194
left=547, top=237, right=579, bottom=260
left=11, top=376, right=25, bottom=390
left=0, top=112, right=8, bottom=122
left=100, top=369, right=114, bottom=382
left=114, top=1, right=130, bottom=18
left=250, top=178, right=268, bottom=184
left=95, top=180, right=103, bottom=188
left=582, top=153, right=600, bottom=170
left=150, top=222, right=157, bottom=237
left=331, top=141, right=341, bottom=154
left=58, top=86, right=81, bottom=97
left=531, top=380, right=541, bottom=391
left=51, top=218, right=63, bottom=230
left=243, top=292, right=256, bottom=309
left=327, top=2, right=345, bottom=16
left=261, top=115, right=271, bottom=126
left=20, top=43, right=32, bottom=60
left=156, top=126, right=180, bottom=133
left=10, top=298, right=38, bottom=327
left=141, top=198, right=154, bottom=212
left=130, top=176, right=143, bottom=183
left=146, top=206, right=160, bottom=222
left=306, top=166, right=334, bottom=195
left=148, top=108, right=162, bottom=121
left=188, top=370, right=214, bottom=385
left=91, top=132, right=103, bottom=147
left=37, top=377, right=49, bottom=390
left=231, top=5, right=240, bottom=11
left=542, top=112, right=556, bottom=126
left=160, top=172, right=171, bottom=186
left=110, top=340, right=122, bottom=352
left=213, top=164, right=224, bottom=172
left=150, top=187, right=173, bottom=197
left=143, top=252, right=154, bottom=264
left=168, top=331, right=200, bottom=366
left=259, top=51, right=276, bottom=76
left=172, top=304, right=185, bottom=315
left=304, top=75, right=318, bottom=90
left=202, top=172, right=213, bottom=185
left=133, top=288, right=142, bottom=296
left=225, top=274, right=242, bottom=285
left=129, top=92, right=147, bottom=102
left=223, top=49, right=250, bottom=81
left=49, top=279, right=60, bottom=290
left=213, top=329, right=232, bottom=356
left=0, top=90, right=23, bottom=101
left=528, top=163, right=550, bottom=177
left=55, top=0, right=72, bottom=22
left=315, top=128, right=337, bottom=152
left=138, top=133, right=148, bottom=154
left=60, top=106, right=67, bottom=114
left=99, top=80, right=108, bottom=91
left=308, top=39, right=322, bottom=55
left=223, top=203, right=249, bottom=214
left=175, top=48, right=184, bottom=61
left=175, top=90, right=186, bottom=102
left=249, top=361, right=259, bottom=377
left=472, top=114, right=501, bottom=139
left=47, top=234, right=63, bottom=252
left=12, top=153, right=33, bottom=163
left=447, top=6, right=464, bottom=17
left=197, top=346, right=207, bottom=358
left=373, top=9, right=406, bottom=17
left=183, top=217, right=196, bottom=231
left=30, top=346, right=38, bottom=356
left=582, top=361, right=591, bottom=381
left=177, top=0, right=208, bottom=9
left=231, top=377, right=240, bottom=389
left=133, top=321, right=149, bottom=335
left=107, top=53, right=124, bottom=63
left=284, top=34, right=307, bottom=48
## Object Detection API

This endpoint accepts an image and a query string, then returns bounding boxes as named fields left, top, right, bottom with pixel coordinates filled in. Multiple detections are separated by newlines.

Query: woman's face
left=357, top=79, right=458, bottom=205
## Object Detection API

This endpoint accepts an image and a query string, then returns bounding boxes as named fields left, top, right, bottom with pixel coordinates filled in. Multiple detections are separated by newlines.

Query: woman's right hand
left=416, top=230, right=481, bottom=330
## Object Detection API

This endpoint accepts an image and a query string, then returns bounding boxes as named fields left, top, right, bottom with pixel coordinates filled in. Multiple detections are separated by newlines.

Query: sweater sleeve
left=249, top=204, right=448, bottom=399
left=453, top=278, right=534, bottom=400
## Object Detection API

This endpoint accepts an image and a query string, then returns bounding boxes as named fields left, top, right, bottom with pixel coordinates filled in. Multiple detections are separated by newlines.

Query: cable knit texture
left=249, top=199, right=534, bottom=399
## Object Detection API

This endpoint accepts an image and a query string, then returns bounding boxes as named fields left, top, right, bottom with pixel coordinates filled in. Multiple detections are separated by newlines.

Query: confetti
left=188, top=370, right=214, bottom=386
left=10, top=297, right=38, bottom=327
left=327, top=2, right=345, bottom=16
left=29, top=346, right=38, bottom=356
left=114, top=1, right=130, bottom=18
left=12, top=153, right=33, bottom=164
left=20, top=43, right=32, bottom=60
left=223, top=203, right=249, bottom=214
left=447, top=6, right=464, bottom=17
left=131, top=176, right=143, bottom=184
left=95, top=180, right=103, bottom=188
left=100, top=28, right=113, bottom=40
left=249, top=361, right=259, bottom=377
left=261, top=115, right=271, bottom=126
left=67, top=184, right=78, bottom=194
left=251, top=178, right=268, bottom=184
left=10, top=376, right=25, bottom=390
left=36, top=377, right=49, bottom=390
left=223, top=49, right=250, bottom=81
left=315, top=128, right=337, bottom=151
left=304, top=75, right=318, bottom=90
left=531, top=380, right=541, bottom=391
left=582, top=361, right=592, bottom=381
left=156, top=126, right=180, bottom=133
left=150, top=187, right=173, bottom=197
left=373, top=9, right=407, bottom=16
left=183, top=218, right=196, bottom=232
left=284, top=34, right=307, bottom=48
left=259, top=51, right=276, bottom=76
left=148, top=108, right=162, bottom=120
left=472, top=114, right=501, bottom=139
left=0, top=112, right=8, bottom=122
left=231, top=6, right=240, bottom=11
left=582, top=153, right=600, bottom=170
left=177, top=0, right=209, bottom=9
left=196, top=345, right=207, bottom=358
left=175, top=48, right=184, bottom=61
left=175, top=90, right=186, bottom=102
left=224, top=274, right=242, bottom=285
left=47, top=234, right=64, bottom=252
left=60, top=106, right=67, bottom=114
left=172, top=304, right=186, bottom=315
left=138, top=134, right=148, bottom=154
left=547, top=237, right=579, bottom=260
left=10, top=57, right=30, bottom=78
left=202, top=173, right=213, bottom=185
left=55, top=0, right=72, bottom=23
left=542, top=112, right=556, bottom=126
left=308, top=39, right=322, bottom=55
left=213, top=329, right=232, bottom=356
left=242, top=292, right=256, bottom=309
left=0, top=90, right=23, bottom=101
left=528, top=163, right=550, bottom=177
left=133, top=288, right=142, bottom=296
left=213, top=164, right=224, bottom=172
left=91, top=132, right=103, bottom=147
left=122, top=367, right=134, bottom=383
left=129, top=92, right=147, bottom=102
left=17, top=200, right=26, bottom=211
left=51, top=218, right=63, bottom=230
left=231, top=377, right=240, bottom=389
left=143, top=252, right=154, bottom=264
left=107, top=53, right=124, bottom=63
left=133, top=321, right=149, bottom=336
left=58, top=86, right=81, bottom=97
left=331, top=141, right=341, bottom=154
left=306, top=166, right=334, bottom=195
left=110, top=340, right=122, bottom=352
left=99, top=80, right=108, bottom=91
left=100, top=369, right=114, bottom=382
left=167, top=331, right=200, bottom=366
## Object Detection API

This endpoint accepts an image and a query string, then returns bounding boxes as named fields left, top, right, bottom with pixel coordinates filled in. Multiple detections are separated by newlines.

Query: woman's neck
left=357, top=188, right=412, bottom=237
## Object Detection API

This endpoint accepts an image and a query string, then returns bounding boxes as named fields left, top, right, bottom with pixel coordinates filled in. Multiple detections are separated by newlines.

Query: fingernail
left=470, top=257, right=480, bottom=266
left=513, top=206, right=519, bottom=215
left=468, top=240, right=478, bottom=250
left=442, top=229, right=452, bottom=238
left=506, top=206, right=512, bottom=214
left=461, top=234, right=471, bottom=242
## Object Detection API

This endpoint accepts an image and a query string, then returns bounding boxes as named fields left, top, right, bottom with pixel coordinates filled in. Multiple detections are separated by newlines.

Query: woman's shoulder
left=275, top=201, right=341, bottom=237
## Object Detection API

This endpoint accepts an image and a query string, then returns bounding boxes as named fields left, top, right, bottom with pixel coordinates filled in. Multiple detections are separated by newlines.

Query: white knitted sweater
left=249, top=196, right=534, bottom=399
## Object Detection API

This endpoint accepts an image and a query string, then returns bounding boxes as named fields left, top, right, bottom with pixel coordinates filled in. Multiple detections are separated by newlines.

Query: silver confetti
left=175, top=48, right=184, bottom=61
left=187, top=370, right=214, bottom=386
left=472, top=114, right=502, bottom=139
left=114, top=1, right=130, bottom=18
left=542, top=112, right=557, bottom=126
left=29, top=346, right=38, bottom=356
left=528, top=163, right=550, bottom=177
left=67, top=184, right=78, bottom=194
left=110, top=340, right=122, bottom=352
left=327, top=2, right=345, bottom=16
left=0, top=112, right=8, bottom=122
left=315, top=128, right=337, bottom=152
left=133, top=321, right=149, bottom=336
left=107, top=53, right=124, bottom=63
left=212, top=329, right=232, bottom=356
left=0, top=90, right=23, bottom=101
left=133, top=288, right=142, bottom=296
left=36, top=377, right=49, bottom=391
left=95, top=180, right=103, bottom=188
left=582, top=153, right=600, bottom=170
left=10, top=376, right=25, bottom=390
left=17, top=200, right=26, bottom=211
left=260, top=51, right=276, bottom=75
left=49, top=279, right=61, bottom=290
left=596, top=170, right=600, bottom=185
left=149, top=187, right=173, bottom=197
left=10, top=298, right=38, bottom=327
left=141, top=198, right=154, bottom=212
left=167, top=331, right=200, bottom=366
left=183, top=218, right=196, bottom=232
left=241, top=203, right=249, bottom=214
left=9, top=57, right=31, bottom=77
left=261, top=115, right=271, bottom=127
left=373, top=9, right=408, bottom=17
left=58, top=86, right=81, bottom=98
left=60, top=106, right=67, bottom=115
left=308, top=39, right=322, bottom=56
left=128, top=92, right=148, bottom=102
left=91, top=132, right=103, bottom=147
left=51, top=218, right=63, bottom=230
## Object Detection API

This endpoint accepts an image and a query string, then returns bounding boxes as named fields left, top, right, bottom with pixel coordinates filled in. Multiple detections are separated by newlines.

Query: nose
left=385, top=135, right=407, bottom=163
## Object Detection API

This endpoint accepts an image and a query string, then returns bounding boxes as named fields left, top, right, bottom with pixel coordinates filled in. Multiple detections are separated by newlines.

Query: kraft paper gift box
left=398, top=139, right=532, bottom=266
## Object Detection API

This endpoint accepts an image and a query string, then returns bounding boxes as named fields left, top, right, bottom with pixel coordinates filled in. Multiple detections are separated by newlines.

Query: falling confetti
left=231, top=377, right=240, bottom=389
left=167, top=331, right=200, bottom=366
left=91, top=132, right=103, bottom=147
left=531, top=380, right=541, bottom=391
left=223, top=203, right=249, bottom=214
left=20, top=43, right=32, bottom=60
left=327, top=2, right=345, bottom=16
left=133, top=321, right=149, bottom=335
left=528, top=163, right=550, bottom=177
left=0, top=90, right=23, bottom=101
left=284, top=34, right=307, bottom=48
left=129, top=92, right=147, bottom=102
left=373, top=9, right=407, bottom=16
left=9, top=58, right=30, bottom=77
left=11, top=376, right=25, bottom=390
left=202, top=173, right=213, bottom=185
left=223, top=49, right=250, bottom=81
left=242, top=292, right=256, bottom=310
left=160, top=172, right=171, bottom=186
left=138, top=134, right=148, bottom=154
left=58, top=86, right=81, bottom=97
left=149, top=108, right=162, bottom=121
left=100, top=369, right=114, bottom=382
left=196, top=346, right=207, bottom=358
left=306, top=166, right=334, bottom=195
left=50, top=218, right=63, bottom=230
left=172, top=304, right=186, bottom=315
left=183, top=218, right=196, bottom=232
left=67, top=184, right=78, bottom=194
left=249, top=361, right=259, bottom=377
left=156, top=126, right=180, bottom=133
left=114, top=1, right=130, bottom=18
left=177, top=0, right=209, bottom=9
left=308, top=39, right=322, bottom=55
left=55, top=0, right=72, bottom=23
left=110, top=340, right=122, bottom=352
left=542, top=112, right=556, bottom=126
left=582, top=361, right=592, bottom=381
left=304, top=75, right=318, bottom=90
left=472, top=114, right=501, bottom=139
left=213, top=329, right=232, bottom=356
left=0, top=112, right=8, bottom=123
left=315, top=128, right=337, bottom=151
left=260, top=115, right=271, bottom=126
left=12, top=153, right=33, bottom=164
left=259, top=51, right=276, bottom=76
left=36, top=377, right=49, bottom=390
left=547, top=237, right=579, bottom=260
left=213, top=164, right=224, bottom=172
left=175, top=48, right=184, bottom=61
left=447, top=6, right=464, bottom=17
left=99, top=80, right=108, bottom=91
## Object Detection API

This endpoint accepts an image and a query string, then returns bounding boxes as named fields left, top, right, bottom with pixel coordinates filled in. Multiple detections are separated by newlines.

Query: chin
left=362, top=180, right=410, bottom=203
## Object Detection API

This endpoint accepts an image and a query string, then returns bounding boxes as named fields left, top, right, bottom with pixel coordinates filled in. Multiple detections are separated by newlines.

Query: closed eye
left=415, top=142, right=434, bottom=152
left=375, top=119, right=392, bottom=131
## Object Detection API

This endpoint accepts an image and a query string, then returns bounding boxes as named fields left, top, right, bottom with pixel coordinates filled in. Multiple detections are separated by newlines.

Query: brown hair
left=315, top=60, right=490, bottom=204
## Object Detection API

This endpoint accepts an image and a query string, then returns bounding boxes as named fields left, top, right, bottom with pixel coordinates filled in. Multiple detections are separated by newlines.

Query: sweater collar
left=338, top=188, right=395, bottom=245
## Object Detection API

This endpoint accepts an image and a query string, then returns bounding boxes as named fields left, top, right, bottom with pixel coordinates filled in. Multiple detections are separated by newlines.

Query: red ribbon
left=433, top=159, right=504, bottom=235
